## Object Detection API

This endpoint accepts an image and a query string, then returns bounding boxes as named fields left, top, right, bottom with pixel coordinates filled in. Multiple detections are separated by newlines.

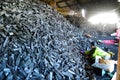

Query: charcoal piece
left=25, top=67, right=33, bottom=80
left=76, top=75, right=80, bottom=80
left=15, top=76, right=21, bottom=80
left=0, top=60, right=7, bottom=70
left=3, top=37, right=9, bottom=47
left=32, top=72, right=45, bottom=79
left=68, top=69, right=75, bottom=75
left=62, top=71, right=73, bottom=78
left=15, top=54, right=21, bottom=67
left=53, top=63, right=60, bottom=68
left=33, top=68, right=45, bottom=79
left=8, top=55, right=13, bottom=66
left=44, top=59, right=49, bottom=67
left=0, top=71, right=5, bottom=80
left=55, top=72, right=63, bottom=80
left=49, top=72, right=53, bottom=80
left=39, top=60, right=45, bottom=74
left=3, top=68, right=11, bottom=76
left=18, top=68, right=27, bottom=78
left=54, top=68, right=64, bottom=77
left=6, top=74, right=13, bottom=80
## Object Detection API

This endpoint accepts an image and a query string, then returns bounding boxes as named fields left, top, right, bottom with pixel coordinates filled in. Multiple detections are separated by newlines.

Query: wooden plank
left=116, top=39, right=120, bottom=80
left=56, top=0, right=78, bottom=8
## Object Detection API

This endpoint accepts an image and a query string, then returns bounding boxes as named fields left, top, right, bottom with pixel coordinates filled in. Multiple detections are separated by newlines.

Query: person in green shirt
left=85, top=47, right=114, bottom=60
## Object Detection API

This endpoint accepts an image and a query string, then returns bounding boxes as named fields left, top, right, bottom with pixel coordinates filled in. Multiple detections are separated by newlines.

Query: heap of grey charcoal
left=0, top=0, right=95, bottom=80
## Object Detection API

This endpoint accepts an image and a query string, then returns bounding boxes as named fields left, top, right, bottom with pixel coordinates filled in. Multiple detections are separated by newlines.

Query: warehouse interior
left=0, top=0, right=120, bottom=80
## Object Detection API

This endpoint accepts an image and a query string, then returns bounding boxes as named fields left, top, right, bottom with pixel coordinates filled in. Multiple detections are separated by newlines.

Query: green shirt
left=85, top=47, right=110, bottom=58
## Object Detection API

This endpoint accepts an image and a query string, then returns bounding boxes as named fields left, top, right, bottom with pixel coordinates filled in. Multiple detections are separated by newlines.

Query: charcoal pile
left=0, top=0, right=96, bottom=80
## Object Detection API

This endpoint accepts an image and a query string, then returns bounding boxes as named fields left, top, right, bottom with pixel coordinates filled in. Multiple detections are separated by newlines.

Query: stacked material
left=0, top=0, right=95, bottom=80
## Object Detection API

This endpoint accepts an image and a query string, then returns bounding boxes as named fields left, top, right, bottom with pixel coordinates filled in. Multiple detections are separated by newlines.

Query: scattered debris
left=84, top=33, right=92, bottom=38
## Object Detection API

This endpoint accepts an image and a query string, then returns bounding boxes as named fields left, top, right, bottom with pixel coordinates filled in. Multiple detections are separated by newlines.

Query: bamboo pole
left=116, top=39, right=120, bottom=80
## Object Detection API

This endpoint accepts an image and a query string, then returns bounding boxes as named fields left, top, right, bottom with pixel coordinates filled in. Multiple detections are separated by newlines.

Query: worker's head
left=91, top=42, right=96, bottom=48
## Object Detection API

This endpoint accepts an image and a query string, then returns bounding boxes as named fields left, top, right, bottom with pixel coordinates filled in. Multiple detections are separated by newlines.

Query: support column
left=116, top=39, right=120, bottom=80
